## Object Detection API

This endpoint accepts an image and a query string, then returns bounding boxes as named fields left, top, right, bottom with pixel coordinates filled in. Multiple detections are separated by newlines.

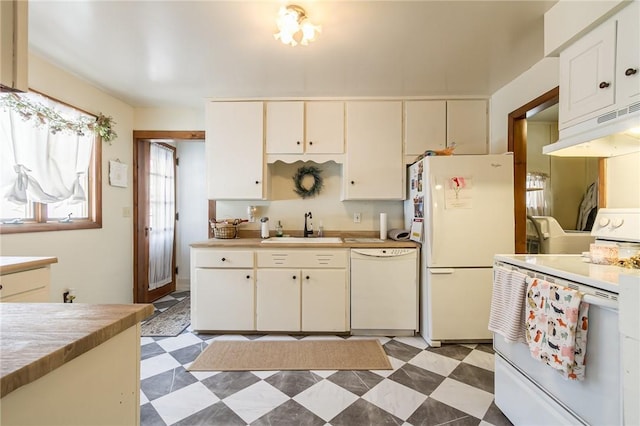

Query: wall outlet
left=353, top=212, right=361, bottom=223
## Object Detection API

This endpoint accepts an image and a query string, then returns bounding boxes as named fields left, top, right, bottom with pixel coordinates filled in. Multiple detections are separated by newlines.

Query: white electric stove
left=493, top=208, right=640, bottom=426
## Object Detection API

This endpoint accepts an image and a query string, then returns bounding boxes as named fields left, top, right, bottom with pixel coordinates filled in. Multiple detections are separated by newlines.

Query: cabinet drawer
left=257, top=250, right=347, bottom=268
left=0, top=268, right=50, bottom=301
left=193, top=249, right=254, bottom=268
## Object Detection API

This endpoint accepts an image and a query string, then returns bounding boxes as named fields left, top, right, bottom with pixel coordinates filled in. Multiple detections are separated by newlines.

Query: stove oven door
left=494, top=297, right=620, bottom=425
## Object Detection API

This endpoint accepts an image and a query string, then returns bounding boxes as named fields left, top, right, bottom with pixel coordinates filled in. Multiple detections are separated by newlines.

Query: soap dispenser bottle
left=260, top=217, right=270, bottom=239
left=276, top=221, right=283, bottom=237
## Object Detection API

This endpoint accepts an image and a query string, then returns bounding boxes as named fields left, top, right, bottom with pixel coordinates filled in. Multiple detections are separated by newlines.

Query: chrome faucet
left=304, top=211, right=313, bottom=237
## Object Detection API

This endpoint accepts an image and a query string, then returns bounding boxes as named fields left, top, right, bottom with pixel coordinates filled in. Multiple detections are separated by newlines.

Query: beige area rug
left=189, top=339, right=392, bottom=371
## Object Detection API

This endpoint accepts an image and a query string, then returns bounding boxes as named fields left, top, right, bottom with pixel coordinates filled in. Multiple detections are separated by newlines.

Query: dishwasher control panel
left=351, top=248, right=416, bottom=257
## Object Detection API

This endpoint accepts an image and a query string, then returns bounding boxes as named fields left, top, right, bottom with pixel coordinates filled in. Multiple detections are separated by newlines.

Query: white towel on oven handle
left=488, top=266, right=528, bottom=343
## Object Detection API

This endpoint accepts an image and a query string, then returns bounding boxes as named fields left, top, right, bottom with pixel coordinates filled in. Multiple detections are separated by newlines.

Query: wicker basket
left=211, top=219, right=247, bottom=239
left=212, top=222, right=237, bottom=239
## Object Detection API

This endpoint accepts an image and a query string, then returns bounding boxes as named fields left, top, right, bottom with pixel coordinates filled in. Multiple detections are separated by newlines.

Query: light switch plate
left=353, top=212, right=361, bottom=223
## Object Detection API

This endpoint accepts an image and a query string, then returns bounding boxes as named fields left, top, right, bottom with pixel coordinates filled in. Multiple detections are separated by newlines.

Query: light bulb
left=300, top=21, right=320, bottom=42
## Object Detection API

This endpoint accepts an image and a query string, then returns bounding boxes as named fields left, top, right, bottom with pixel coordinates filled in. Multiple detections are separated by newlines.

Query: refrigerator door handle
left=430, top=268, right=455, bottom=274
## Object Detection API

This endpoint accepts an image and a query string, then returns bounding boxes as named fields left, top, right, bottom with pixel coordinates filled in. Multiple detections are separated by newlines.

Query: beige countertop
left=0, top=256, right=58, bottom=275
left=0, top=303, right=154, bottom=398
left=191, top=237, right=420, bottom=249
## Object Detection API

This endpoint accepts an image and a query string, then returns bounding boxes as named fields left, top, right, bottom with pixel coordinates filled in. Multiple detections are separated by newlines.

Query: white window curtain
left=148, top=143, right=176, bottom=291
left=526, top=172, right=551, bottom=216
left=0, top=93, right=93, bottom=208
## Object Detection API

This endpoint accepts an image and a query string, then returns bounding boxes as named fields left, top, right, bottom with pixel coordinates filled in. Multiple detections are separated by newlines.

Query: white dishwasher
left=350, top=248, right=418, bottom=336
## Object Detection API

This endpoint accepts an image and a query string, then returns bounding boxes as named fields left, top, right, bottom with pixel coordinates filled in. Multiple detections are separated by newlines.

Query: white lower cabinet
left=193, top=269, right=254, bottom=331
left=256, top=269, right=301, bottom=331
left=191, top=248, right=255, bottom=331
left=301, top=269, right=348, bottom=332
left=0, top=267, right=51, bottom=302
left=191, top=247, right=349, bottom=333
left=257, top=249, right=349, bottom=333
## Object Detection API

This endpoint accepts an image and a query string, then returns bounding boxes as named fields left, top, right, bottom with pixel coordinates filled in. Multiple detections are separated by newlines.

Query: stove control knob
left=612, top=218, right=624, bottom=228
left=598, top=217, right=610, bottom=227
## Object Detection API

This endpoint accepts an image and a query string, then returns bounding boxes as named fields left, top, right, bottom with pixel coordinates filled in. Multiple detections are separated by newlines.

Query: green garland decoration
left=292, top=165, right=323, bottom=198
left=0, top=93, right=117, bottom=143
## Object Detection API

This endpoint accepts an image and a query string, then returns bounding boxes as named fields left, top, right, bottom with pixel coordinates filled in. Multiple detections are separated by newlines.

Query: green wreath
left=292, top=166, right=323, bottom=198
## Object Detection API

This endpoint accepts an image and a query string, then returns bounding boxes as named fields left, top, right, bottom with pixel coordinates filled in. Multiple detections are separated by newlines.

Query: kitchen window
left=0, top=91, right=101, bottom=234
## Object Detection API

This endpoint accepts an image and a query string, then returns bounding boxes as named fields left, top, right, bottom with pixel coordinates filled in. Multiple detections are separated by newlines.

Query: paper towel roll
left=380, top=213, right=387, bottom=240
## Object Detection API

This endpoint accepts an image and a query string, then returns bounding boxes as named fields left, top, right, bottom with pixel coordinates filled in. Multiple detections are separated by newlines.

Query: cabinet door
left=616, top=1, right=640, bottom=105
left=266, top=101, right=304, bottom=154
left=446, top=100, right=488, bottom=154
left=306, top=101, right=344, bottom=154
left=404, top=100, right=446, bottom=156
left=256, top=269, right=301, bottom=331
left=192, top=268, right=255, bottom=331
left=344, top=101, right=404, bottom=200
left=206, top=101, right=264, bottom=199
left=301, top=269, right=348, bottom=332
left=559, top=20, right=616, bottom=128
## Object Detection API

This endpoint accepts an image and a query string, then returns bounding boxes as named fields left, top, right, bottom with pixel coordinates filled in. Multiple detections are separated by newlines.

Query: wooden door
left=134, top=140, right=176, bottom=303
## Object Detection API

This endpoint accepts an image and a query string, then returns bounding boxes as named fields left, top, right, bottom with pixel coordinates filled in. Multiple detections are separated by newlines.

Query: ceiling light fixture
left=274, top=4, right=321, bottom=47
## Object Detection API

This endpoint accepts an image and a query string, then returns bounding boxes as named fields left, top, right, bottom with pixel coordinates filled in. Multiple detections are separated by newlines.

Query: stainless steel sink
left=260, top=237, right=343, bottom=244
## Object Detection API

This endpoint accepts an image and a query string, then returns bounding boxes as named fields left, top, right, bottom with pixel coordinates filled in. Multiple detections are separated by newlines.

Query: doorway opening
left=508, top=87, right=606, bottom=254
left=133, top=130, right=205, bottom=303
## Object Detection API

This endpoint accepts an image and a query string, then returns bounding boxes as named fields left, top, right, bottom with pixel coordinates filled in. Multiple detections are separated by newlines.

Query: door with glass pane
left=134, top=141, right=177, bottom=303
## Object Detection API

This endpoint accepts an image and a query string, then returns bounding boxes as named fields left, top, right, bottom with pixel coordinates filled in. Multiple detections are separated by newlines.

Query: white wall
left=175, top=141, right=207, bottom=291
left=607, top=152, right=640, bottom=208
left=216, top=161, right=405, bottom=235
left=489, top=57, right=559, bottom=154
left=134, top=108, right=205, bottom=130
left=0, top=53, right=135, bottom=303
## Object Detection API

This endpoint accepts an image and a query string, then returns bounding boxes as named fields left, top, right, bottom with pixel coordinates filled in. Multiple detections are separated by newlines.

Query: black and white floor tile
left=140, top=292, right=512, bottom=426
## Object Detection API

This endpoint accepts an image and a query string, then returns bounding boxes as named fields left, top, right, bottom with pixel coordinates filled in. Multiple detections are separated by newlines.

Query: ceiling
left=28, top=1, right=558, bottom=109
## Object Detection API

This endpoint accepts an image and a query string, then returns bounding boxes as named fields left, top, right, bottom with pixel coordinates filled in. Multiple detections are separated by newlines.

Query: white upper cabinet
left=446, top=100, right=488, bottom=155
left=344, top=101, right=404, bottom=200
left=615, top=1, right=640, bottom=106
left=305, top=101, right=345, bottom=154
left=266, top=101, right=344, bottom=156
left=559, top=19, right=616, bottom=128
left=205, top=101, right=266, bottom=200
left=266, top=101, right=304, bottom=154
left=404, top=100, right=487, bottom=160
left=404, top=100, right=447, bottom=157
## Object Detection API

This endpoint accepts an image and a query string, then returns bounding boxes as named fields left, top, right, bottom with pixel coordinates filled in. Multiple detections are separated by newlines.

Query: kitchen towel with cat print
left=525, top=276, right=589, bottom=380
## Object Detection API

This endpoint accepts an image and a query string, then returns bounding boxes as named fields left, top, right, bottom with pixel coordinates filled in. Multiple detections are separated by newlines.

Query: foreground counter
left=0, top=302, right=154, bottom=426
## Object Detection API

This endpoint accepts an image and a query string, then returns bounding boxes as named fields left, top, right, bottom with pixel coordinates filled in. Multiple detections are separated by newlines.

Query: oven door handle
left=583, top=294, right=618, bottom=310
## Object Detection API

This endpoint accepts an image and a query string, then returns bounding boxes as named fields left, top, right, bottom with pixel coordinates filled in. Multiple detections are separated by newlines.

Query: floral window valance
left=0, top=92, right=105, bottom=209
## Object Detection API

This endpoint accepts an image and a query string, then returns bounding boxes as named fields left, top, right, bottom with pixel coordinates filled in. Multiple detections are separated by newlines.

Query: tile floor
left=140, top=292, right=512, bottom=426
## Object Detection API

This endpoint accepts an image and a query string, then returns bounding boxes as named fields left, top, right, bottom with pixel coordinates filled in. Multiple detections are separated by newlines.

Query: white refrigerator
left=404, top=154, right=514, bottom=347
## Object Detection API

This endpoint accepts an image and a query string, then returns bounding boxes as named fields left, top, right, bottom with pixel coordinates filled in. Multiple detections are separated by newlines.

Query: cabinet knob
left=221, top=257, right=226, bottom=262
left=350, top=180, right=355, bottom=185
left=0, top=284, right=3, bottom=290
left=625, top=68, right=638, bottom=76
left=255, top=180, right=260, bottom=185
left=599, top=81, right=611, bottom=89
left=309, top=141, right=313, bottom=145
left=296, top=141, right=301, bottom=145
left=246, top=275, right=251, bottom=279
left=292, top=275, right=297, bottom=280
left=305, top=275, right=310, bottom=280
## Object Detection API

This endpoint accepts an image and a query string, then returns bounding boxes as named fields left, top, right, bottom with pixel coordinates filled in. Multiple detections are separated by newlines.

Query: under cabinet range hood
left=544, top=102, right=640, bottom=157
